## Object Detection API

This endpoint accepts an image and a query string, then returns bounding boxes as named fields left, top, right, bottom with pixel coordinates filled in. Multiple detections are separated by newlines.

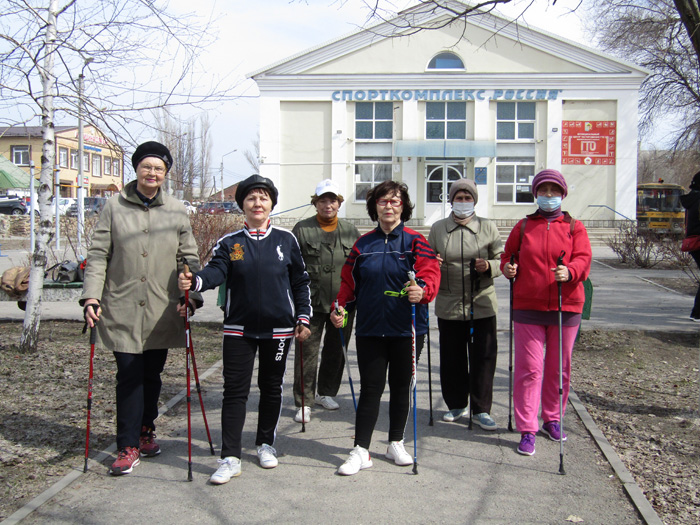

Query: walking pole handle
left=407, top=271, right=417, bottom=287
left=557, top=251, right=565, bottom=267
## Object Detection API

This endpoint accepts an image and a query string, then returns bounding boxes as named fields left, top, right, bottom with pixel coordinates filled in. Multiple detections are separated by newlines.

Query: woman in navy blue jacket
left=179, top=175, right=311, bottom=484
left=331, top=180, right=440, bottom=476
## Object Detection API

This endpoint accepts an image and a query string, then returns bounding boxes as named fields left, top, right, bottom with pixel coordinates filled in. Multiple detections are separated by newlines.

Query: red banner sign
left=561, top=121, right=616, bottom=165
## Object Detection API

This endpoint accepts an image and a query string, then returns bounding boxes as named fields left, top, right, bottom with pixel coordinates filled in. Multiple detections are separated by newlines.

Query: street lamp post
left=76, top=58, right=93, bottom=255
left=219, top=149, right=237, bottom=203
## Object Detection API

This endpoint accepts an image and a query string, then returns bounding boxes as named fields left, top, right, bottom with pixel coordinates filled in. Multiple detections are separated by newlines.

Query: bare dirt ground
left=0, top=321, right=222, bottom=521
left=0, top=319, right=698, bottom=523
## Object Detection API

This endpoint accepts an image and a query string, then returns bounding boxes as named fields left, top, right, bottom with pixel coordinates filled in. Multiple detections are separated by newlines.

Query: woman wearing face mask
left=428, top=179, right=503, bottom=429
left=500, top=169, right=591, bottom=457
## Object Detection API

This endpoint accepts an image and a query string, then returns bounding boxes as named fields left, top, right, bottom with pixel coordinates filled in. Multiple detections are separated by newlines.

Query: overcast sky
left=160, top=0, right=587, bottom=191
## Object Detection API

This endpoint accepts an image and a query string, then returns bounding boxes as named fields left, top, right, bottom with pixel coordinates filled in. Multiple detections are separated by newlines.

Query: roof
left=0, top=126, right=75, bottom=138
left=248, top=0, right=648, bottom=80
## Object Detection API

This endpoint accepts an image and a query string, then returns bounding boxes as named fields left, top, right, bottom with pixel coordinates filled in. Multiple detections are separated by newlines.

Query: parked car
left=198, top=201, right=242, bottom=215
left=66, top=197, right=107, bottom=217
left=57, top=197, right=77, bottom=215
left=0, top=196, right=28, bottom=215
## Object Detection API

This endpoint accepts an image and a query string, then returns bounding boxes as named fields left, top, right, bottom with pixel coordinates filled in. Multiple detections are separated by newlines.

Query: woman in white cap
left=291, top=180, right=360, bottom=423
left=428, top=178, right=503, bottom=430
left=179, top=174, right=311, bottom=484
left=82, top=141, right=202, bottom=476
left=501, top=169, right=591, bottom=457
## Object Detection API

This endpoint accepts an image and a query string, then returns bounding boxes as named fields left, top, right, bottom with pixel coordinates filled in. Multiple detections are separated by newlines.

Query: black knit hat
left=690, top=171, right=700, bottom=191
left=235, top=174, right=278, bottom=210
left=131, top=141, right=173, bottom=172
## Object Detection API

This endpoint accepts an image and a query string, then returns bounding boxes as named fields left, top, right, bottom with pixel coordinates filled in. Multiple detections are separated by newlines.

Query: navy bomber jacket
left=335, top=222, right=440, bottom=337
left=191, top=222, right=312, bottom=339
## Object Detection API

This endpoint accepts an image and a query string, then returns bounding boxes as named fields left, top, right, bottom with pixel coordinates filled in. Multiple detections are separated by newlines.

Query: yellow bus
left=636, top=183, right=685, bottom=235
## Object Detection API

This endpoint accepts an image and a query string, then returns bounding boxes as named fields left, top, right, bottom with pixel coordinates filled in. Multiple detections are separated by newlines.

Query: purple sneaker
left=542, top=421, right=568, bottom=442
left=517, top=432, right=536, bottom=456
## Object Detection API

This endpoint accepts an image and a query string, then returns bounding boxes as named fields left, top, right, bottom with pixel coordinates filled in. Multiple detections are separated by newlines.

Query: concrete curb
left=568, top=390, right=663, bottom=525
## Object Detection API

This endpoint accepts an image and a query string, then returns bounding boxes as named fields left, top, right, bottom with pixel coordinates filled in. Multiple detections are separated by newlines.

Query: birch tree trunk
left=20, top=0, right=58, bottom=353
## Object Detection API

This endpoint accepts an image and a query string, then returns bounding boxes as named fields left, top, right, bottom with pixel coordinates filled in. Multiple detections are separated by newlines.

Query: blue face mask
left=537, top=195, right=562, bottom=212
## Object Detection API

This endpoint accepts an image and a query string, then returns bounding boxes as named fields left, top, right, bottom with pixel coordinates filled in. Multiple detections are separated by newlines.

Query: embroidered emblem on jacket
left=230, top=243, right=244, bottom=262
left=276, top=245, right=284, bottom=261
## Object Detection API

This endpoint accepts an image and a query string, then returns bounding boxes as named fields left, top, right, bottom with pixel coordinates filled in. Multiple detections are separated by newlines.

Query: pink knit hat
left=531, top=169, right=568, bottom=198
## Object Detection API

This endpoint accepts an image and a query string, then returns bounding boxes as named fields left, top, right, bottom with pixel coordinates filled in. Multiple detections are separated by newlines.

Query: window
left=83, top=152, right=90, bottom=173
left=354, top=164, right=392, bottom=201
left=92, top=154, right=102, bottom=177
left=11, top=146, right=29, bottom=166
left=354, top=102, right=393, bottom=200
left=355, top=102, right=393, bottom=140
left=496, top=101, right=536, bottom=140
left=426, top=102, right=466, bottom=139
left=427, top=52, right=464, bottom=70
left=58, top=147, right=68, bottom=168
left=112, top=159, right=120, bottom=177
left=70, top=149, right=79, bottom=169
left=104, top=157, right=111, bottom=175
left=495, top=160, right=535, bottom=204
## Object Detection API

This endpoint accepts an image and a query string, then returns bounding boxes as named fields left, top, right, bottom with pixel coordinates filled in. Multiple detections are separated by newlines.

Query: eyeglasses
left=139, top=165, right=166, bottom=175
left=377, top=198, right=402, bottom=207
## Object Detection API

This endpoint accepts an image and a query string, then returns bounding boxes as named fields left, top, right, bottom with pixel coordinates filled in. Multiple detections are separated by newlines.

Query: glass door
left=425, top=163, right=465, bottom=224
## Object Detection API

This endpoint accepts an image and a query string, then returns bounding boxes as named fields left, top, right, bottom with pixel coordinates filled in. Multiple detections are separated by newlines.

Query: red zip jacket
left=500, top=212, right=592, bottom=313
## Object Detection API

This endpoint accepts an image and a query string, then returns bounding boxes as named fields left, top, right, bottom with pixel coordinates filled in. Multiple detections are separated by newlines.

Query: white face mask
left=452, top=201, right=475, bottom=219
left=536, top=195, right=562, bottom=212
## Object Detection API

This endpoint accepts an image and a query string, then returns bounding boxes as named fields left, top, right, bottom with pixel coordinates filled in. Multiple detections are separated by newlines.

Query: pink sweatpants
left=513, top=322, right=578, bottom=434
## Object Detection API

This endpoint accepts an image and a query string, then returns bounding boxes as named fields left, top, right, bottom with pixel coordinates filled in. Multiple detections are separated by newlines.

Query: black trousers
left=114, top=349, right=168, bottom=449
left=354, top=335, right=424, bottom=449
left=220, top=336, right=291, bottom=459
left=437, top=316, right=498, bottom=415
left=691, top=251, right=700, bottom=318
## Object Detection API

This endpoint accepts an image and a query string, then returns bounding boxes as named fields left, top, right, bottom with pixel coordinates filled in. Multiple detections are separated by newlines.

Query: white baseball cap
left=315, top=179, right=340, bottom=197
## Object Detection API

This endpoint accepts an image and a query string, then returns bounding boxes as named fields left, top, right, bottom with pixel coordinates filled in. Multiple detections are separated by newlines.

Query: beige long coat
left=428, top=214, right=503, bottom=321
left=80, top=181, right=202, bottom=353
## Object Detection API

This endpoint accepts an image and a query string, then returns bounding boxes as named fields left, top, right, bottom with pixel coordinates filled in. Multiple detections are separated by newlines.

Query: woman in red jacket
left=501, top=170, right=591, bottom=457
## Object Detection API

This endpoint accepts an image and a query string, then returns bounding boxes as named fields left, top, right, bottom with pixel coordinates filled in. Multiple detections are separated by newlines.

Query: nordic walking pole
left=468, top=259, right=477, bottom=431
left=407, top=271, right=418, bottom=475
left=182, top=259, right=215, bottom=456
left=180, top=259, right=193, bottom=481
left=557, top=250, right=566, bottom=475
left=335, top=300, right=357, bottom=411
left=82, top=305, right=97, bottom=473
left=426, top=307, right=434, bottom=426
left=508, top=254, right=515, bottom=432
left=298, top=336, right=306, bottom=433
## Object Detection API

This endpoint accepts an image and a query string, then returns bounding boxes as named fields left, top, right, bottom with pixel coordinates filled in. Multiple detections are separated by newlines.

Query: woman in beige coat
left=428, top=179, right=503, bottom=429
left=81, top=141, right=201, bottom=476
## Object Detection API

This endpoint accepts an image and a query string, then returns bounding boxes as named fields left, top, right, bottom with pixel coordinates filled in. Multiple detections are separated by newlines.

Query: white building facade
left=250, top=2, right=647, bottom=225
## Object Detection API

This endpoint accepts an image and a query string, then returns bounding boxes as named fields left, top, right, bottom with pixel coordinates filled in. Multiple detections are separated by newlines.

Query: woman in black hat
left=82, top=141, right=202, bottom=475
left=178, top=174, right=312, bottom=484
left=680, top=171, right=700, bottom=321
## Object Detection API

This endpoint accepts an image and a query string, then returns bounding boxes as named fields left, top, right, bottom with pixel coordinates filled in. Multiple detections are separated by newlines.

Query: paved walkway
left=1, top=245, right=695, bottom=524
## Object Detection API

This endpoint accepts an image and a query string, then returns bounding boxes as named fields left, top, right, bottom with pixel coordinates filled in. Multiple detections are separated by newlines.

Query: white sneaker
left=337, top=445, right=373, bottom=476
left=294, top=406, right=310, bottom=423
left=474, top=412, right=497, bottom=431
left=315, top=395, right=340, bottom=410
left=209, top=457, right=241, bottom=485
left=443, top=407, right=468, bottom=422
left=257, top=444, right=278, bottom=469
left=386, top=440, right=413, bottom=466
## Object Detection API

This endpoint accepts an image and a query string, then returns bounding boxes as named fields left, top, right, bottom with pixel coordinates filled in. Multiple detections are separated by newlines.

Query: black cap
left=131, top=141, right=173, bottom=172
left=690, top=171, right=700, bottom=191
left=235, top=175, right=278, bottom=210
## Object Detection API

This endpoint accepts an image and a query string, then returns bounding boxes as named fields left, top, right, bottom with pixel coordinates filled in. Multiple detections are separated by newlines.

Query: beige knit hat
left=448, top=178, right=478, bottom=204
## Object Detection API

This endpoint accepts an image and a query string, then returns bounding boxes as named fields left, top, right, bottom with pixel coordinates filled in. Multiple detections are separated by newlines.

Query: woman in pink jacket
left=501, top=169, right=591, bottom=457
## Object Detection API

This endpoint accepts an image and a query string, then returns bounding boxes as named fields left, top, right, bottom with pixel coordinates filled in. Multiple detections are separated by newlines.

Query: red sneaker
left=139, top=426, right=161, bottom=457
left=110, top=447, right=140, bottom=475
